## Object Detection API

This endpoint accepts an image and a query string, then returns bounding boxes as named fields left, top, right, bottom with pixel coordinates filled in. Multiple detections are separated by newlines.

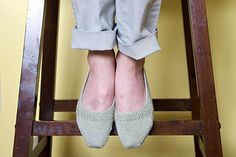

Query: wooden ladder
left=12, top=0, right=223, bottom=156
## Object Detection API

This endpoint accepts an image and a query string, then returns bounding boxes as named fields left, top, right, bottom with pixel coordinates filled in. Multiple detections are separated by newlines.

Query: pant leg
left=71, top=0, right=117, bottom=50
left=115, top=0, right=162, bottom=60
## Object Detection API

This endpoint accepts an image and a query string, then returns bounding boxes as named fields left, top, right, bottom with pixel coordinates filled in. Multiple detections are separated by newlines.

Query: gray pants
left=71, top=0, right=162, bottom=60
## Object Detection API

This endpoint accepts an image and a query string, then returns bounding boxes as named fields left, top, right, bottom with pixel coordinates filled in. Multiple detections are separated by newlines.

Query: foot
left=115, top=50, right=146, bottom=112
left=82, top=50, right=116, bottom=112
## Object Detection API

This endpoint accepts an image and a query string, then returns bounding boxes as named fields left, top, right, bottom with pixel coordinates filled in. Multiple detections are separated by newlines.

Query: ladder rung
left=53, top=98, right=192, bottom=112
left=32, top=120, right=202, bottom=136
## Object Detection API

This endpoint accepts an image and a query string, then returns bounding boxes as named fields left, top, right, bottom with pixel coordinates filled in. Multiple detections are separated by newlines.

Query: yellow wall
left=0, top=0, right=235, bottom=156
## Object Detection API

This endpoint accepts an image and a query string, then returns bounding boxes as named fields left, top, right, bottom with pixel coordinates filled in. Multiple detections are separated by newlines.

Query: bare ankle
left=88, top=50, right=116, bottom=71
left=116, top=50, right=145, bottom=72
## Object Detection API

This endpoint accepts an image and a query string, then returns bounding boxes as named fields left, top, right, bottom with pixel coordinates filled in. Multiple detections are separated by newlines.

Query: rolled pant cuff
left=71, top=26, right=118, bottom=50
left=117, top=29, right=161, bottom=60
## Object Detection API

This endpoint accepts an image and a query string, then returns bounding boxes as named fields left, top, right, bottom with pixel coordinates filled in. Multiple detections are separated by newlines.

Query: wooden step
left=53, top=98, right=193, bottom=112
left=32, top=120, right=202, bottom=136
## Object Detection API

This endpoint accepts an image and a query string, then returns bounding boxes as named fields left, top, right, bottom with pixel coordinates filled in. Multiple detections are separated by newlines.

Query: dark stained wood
left=33, top=120, right=203, bottom=136
left=39, top=0, right=59, bottom=120
left=53, top=98, right=192, bottom=112
left=181, top=0, right=204, bottom=156
left=38, top=0, right=59, bottom=156
left=13, top=0, right=46, bottom=157
left=188, top=0, right=223, bottom=156
left=153, top=98, right=192, bottom=111
left=13, top=0, right=223, bottom=156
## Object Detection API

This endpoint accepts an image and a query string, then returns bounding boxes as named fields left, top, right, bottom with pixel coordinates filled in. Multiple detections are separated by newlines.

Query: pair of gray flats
left=76, top=67, right=154, bottom=149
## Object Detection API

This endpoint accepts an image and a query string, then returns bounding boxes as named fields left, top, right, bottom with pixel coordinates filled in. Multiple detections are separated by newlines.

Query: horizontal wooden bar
left=33, top=120, right=202, bottom=136
left=53, top=98, right=192, bottom=112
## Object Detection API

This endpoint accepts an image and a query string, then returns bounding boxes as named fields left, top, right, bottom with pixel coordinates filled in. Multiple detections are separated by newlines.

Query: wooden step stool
left=13, top=0, right=223, bottom=156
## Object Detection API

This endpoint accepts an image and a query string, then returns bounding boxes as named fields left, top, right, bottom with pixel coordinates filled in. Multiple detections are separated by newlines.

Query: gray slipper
left=115, top=67, right=154, bottom=149
left=76, top=69, right=115, bottom=148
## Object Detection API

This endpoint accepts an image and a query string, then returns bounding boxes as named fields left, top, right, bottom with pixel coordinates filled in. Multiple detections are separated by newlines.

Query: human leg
left=115, top=0, right=162, bottom=60
left=71, top=0, right=117, bottom=148
left=114, top=0, right=162, bottom=148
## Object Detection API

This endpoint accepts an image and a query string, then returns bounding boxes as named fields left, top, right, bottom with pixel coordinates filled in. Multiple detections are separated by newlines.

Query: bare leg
left=115, top=50, right=146, bottom=112
left=82, top=50, right=116, bottom=112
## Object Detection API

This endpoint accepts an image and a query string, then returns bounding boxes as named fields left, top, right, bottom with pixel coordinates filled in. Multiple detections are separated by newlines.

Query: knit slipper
left=76, top=69, right=115, bottom=148
left=115, top=67, right=154, bottom=149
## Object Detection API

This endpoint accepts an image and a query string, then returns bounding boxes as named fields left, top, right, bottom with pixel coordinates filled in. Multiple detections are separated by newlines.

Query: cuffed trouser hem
left=71, top=26, right=118, bottom=51
left=117, top=29, right=161, bottom=60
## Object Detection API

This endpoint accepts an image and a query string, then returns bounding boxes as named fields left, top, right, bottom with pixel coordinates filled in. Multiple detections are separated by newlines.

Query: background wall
left=0, top=0, right=235, bottom=156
